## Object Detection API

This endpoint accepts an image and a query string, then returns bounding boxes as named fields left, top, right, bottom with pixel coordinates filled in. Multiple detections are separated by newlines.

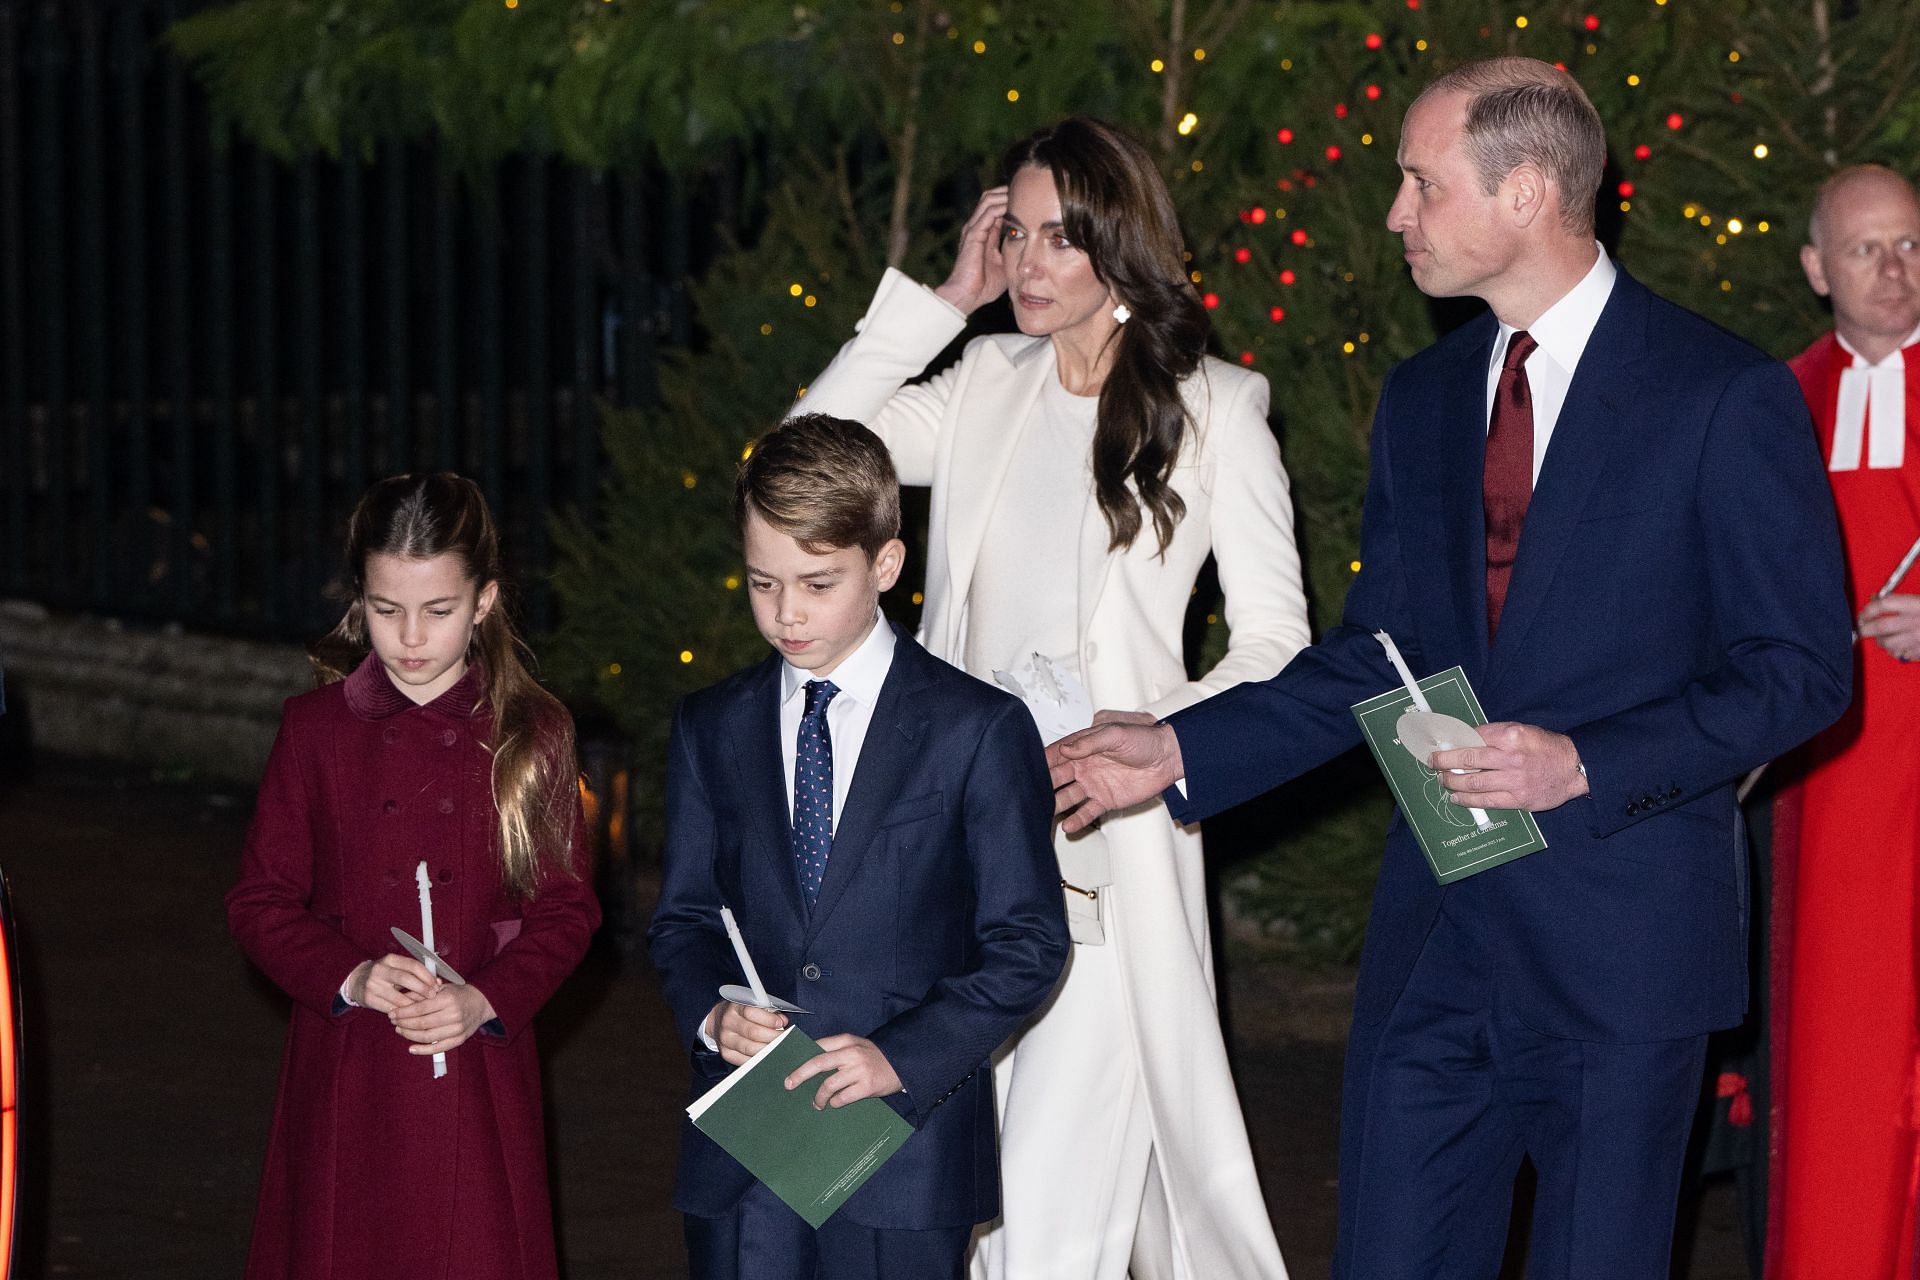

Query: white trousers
left=971, top=927, right=1181, bottom=1280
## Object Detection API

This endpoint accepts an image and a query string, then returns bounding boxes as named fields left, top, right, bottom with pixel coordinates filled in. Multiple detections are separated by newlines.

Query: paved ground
left=0, top=758, right=1748, bottom=1278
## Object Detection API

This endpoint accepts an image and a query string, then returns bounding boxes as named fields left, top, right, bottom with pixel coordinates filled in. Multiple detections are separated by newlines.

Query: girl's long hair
left=312, top=473, right=580, bottom=898
left=1004, top=118, right=1210, bottom=555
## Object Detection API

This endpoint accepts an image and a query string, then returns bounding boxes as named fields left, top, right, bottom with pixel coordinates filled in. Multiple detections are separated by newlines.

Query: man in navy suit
left=649, top=413, right=1069, bottom=1280
left=1049, top=58, right=1852, bottom=1276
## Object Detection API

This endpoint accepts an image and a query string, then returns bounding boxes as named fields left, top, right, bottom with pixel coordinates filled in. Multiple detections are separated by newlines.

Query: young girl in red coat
left=229, top=473, right=600, bottom=1280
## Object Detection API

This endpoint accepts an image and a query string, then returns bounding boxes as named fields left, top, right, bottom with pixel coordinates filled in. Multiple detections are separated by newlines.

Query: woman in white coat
left=795, top=118, right=1308, bottom=1280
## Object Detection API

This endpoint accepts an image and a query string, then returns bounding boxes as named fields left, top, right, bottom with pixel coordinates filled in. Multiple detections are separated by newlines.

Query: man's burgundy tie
left=1484, top=330, right=1538, bottom=640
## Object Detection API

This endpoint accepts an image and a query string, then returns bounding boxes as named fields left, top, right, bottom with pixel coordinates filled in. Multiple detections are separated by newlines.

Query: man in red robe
left=1773, top=164, right=1920, bottom=1278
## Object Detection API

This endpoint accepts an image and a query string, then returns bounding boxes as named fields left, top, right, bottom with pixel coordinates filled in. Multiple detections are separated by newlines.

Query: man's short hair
left=1807, top=164, right=1917, bottom=248
left=1418, top=57, right=1606, bottom=236
left=735, top=413, right=902, bottom=560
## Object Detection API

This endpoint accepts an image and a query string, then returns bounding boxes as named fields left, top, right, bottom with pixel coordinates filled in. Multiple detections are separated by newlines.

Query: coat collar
left=936, top=337, right=1056, bottom=654
left=341, top=652, right=486, bottom=721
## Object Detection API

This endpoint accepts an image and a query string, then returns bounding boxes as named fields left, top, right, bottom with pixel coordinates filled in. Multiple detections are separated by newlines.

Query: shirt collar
left=341, top=651, right=486, bottom=721
left=1494, top=243, right=1616, bottom=376
left=780, top=612, right=896, bottom=710
left=1837, top=320, right=1920, bottom=369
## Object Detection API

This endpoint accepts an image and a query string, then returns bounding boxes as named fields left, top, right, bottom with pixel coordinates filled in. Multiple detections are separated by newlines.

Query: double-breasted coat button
left=382, top=726, right=400, bottom=744
left=801, top=963, right=823, bottom=981
left=437, top=868, right=454, bottom=884
left=438, top=797, right=456, bottom=814
left=440, top=729, right=458, bottom=748
left=383, top=799, right=397, bottom=814
left=1625, top=802, right=1640, bottom=816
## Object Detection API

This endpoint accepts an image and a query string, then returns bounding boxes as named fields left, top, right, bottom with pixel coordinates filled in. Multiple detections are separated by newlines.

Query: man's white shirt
left=1485, top=245, right=1618, bottom=483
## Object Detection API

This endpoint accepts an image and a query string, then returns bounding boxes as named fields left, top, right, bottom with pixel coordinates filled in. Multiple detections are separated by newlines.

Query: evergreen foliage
left=175, top=0, right=1920, bottom=960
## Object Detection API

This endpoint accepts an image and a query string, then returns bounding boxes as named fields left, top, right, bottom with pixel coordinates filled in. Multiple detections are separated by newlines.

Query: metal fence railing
left=0, top=0, right=699, bottom=639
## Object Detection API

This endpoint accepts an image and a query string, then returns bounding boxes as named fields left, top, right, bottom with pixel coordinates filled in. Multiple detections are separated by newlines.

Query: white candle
left=415, top=861, right=447, bottom=1080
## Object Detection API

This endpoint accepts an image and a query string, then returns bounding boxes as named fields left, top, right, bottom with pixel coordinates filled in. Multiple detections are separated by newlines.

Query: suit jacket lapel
left=1487, top=273, right=1649, bottom=681
left=725, top=657, right=807, bottom=925
left=804, top=633, right=930, bottom=942
left=1433, top=319, right=1498, bottom=674
left=940, top=340, right=1053, bottom=654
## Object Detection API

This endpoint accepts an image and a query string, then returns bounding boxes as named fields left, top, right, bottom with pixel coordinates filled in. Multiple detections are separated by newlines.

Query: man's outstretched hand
left=1046, top=721, right=1185, bottom=833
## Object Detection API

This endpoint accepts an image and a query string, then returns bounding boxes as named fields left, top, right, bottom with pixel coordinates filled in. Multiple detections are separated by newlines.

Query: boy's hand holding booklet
left=686, top=1024, right=914, bottom=1229
left=691, top=907, right=913, bottom=1227
left=1350, top=632, right=1548, bottom=884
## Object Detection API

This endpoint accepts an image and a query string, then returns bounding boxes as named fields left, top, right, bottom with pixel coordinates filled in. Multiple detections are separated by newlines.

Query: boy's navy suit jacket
left=649, top=624, right=1069, bottom=1231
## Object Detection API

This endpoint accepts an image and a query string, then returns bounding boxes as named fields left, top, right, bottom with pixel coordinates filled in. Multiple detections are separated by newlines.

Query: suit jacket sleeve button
left=802, top=963, right=822, bottom=981
left=1625, top=802, right=1639, bottom=815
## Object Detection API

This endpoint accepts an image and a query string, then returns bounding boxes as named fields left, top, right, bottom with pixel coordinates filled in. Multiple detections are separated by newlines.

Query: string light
left=789, top=283, right=803, bottom=296
left=891, top=32, right=905, bottom=45
left=606, top=663, right=622, bottom=676
left=1727, top=218, right=1745, bottom=234
left=1178, top=112, right=1199, bottom=136
left=1150, top=58, right=1164, bottom=72
left=1007, top=89, right=1020, bottom=102
left=1514, top=15, right=1528, bottom=29
left=1193, top=47, right=1207, bottom=61
left=679, top=650, right=694, bottom=664
left=1753, top=144, right=1769, bottom=159
left=974, top=39, right=987, bottom=53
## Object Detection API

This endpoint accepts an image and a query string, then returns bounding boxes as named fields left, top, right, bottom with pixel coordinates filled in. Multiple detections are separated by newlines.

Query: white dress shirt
left=1485, top=246, right=1618, bottom=483
left=778, top=611, right=898, bottom=834
left=1829, top=322, right=1920, bottom=472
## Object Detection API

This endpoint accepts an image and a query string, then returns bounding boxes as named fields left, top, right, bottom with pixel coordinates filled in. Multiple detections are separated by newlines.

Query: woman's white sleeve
left=790, top=267, right=972, bottom=487
left=1142, top=369, right=1313, bottom=720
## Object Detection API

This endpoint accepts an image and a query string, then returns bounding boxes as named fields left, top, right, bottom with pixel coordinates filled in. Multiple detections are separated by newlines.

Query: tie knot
left=802, top=680, right=839, bottom=718
left=1503, top=330, right=1538, bottom=372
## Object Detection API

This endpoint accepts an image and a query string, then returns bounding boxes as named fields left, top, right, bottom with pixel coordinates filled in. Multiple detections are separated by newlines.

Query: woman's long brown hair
left=1003, top=118, right=1211, bottom=556
left=312, top=473, right=580, bottom=898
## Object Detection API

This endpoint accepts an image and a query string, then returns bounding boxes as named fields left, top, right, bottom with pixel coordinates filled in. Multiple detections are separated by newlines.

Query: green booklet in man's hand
left=1351, top=664, right=1548, bottom=884
left=687, top=1025, right=915, bottom=1228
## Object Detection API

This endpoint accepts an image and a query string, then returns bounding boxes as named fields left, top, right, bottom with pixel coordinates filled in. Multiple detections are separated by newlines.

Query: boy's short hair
left=735, top=413, right=902, bottom=559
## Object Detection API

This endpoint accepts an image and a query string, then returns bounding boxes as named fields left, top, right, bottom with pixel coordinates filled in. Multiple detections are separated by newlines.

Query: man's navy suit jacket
left=649, top=624, right=1069, bottom=1231
left=1168, top=267, right=1853, bottom=1046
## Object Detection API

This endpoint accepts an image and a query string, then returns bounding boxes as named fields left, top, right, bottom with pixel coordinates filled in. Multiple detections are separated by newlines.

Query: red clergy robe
left=228, top=657, right=598, bottom=1280
left=1771, top=332, right=1920, bottom=1278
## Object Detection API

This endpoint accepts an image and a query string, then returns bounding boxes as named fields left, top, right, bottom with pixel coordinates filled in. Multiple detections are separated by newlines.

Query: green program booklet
left=1351, top=665, right=1548, bottom=884
left=687, top=1024, right=914, bottom=1228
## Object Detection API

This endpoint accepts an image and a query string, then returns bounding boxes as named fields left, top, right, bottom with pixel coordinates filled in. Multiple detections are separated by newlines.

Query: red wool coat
left=229, top=657, right=599, bottom=1280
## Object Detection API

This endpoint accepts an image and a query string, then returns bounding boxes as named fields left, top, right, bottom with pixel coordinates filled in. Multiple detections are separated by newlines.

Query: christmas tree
left=173, top=0, right=1920, bottom=958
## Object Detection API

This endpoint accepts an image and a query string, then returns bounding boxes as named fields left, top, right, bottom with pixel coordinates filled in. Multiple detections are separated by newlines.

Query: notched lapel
left=804, top=650, right=930, bottom=941
left=1426, top=326, right=1497, bottom=672
left=725, top=661, right=807, bottom=924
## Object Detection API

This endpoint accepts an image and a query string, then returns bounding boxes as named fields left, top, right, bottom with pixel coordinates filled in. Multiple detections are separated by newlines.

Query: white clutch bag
left=1056, top=825, right=1111, bottom=945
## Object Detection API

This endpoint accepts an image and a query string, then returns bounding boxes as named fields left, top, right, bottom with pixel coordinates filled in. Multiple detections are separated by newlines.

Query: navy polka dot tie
left=792, top=680, right=839, bottom=906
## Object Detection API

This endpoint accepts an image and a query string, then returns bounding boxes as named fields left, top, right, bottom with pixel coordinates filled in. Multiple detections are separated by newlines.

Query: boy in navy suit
left=649, top=413, right=1069, bottom=1280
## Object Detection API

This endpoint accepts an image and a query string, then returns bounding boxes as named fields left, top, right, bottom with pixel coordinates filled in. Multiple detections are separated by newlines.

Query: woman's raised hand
left=933, top=186, right=1010, bottom=315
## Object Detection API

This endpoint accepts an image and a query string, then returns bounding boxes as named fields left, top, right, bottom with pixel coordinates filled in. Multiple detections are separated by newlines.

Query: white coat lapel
left=939, top=338, right=1053, bottom=653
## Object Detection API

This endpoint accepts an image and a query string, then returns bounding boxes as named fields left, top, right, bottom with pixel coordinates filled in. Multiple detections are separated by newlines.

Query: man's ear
left=1800, top=243, right=1832, bottom=298
left=872, top=538, right=907, bottom=594
left=1506, top=164, right=1549, bottom=229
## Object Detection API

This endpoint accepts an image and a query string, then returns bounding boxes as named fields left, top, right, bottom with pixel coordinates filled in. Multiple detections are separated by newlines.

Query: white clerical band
left=1831, top=360, right=1906, bottom=472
